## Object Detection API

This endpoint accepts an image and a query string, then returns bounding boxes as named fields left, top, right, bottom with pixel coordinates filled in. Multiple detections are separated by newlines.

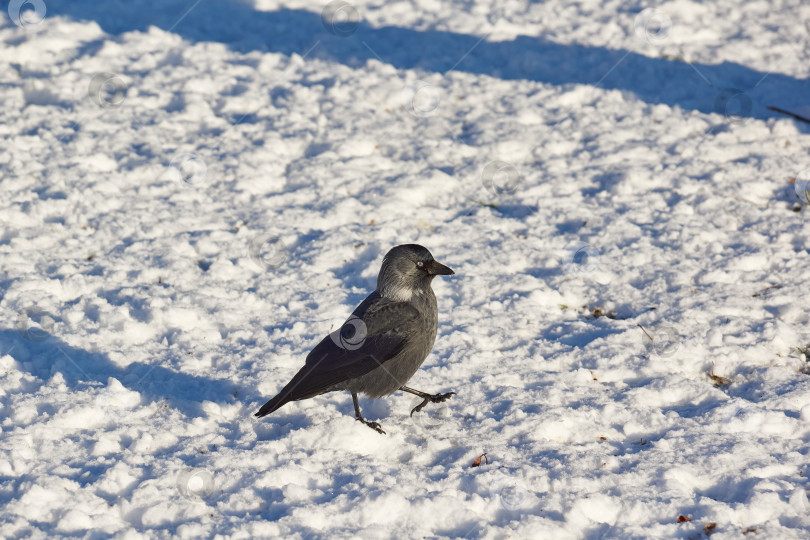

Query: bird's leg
left=351, top=392, right=386, bottom=434
left=400, top=386, right=456, bottom=417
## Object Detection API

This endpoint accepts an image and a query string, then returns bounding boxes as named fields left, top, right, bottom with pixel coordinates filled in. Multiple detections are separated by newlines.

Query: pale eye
left=416, top=261, right=425, bottom=268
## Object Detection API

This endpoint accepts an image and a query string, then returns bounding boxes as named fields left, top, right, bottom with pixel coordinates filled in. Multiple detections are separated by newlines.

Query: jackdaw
left=255, top=244, right=455, bottom=434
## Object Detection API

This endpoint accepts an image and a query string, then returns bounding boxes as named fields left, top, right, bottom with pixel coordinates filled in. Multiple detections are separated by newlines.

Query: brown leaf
left=471, top=453, right=488, bottom=467
left=704, top=523, right=717, bottom=535
left=677, top=515, right=691, bottom=523
left=710, top=363, right=731, bottom=387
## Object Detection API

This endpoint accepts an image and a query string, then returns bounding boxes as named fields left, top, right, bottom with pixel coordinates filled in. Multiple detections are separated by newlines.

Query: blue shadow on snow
left=37, top=1, right=810, bottom=121
left=0, top=328, right=237, bottom=415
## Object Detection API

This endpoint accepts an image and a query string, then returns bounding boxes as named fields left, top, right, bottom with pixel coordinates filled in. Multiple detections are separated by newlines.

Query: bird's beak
left=426, top=260, right=454, bottom=275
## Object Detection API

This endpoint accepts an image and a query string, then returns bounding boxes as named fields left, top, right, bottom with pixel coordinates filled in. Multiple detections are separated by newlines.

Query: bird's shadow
left=0, top=328, right=237, bottom=418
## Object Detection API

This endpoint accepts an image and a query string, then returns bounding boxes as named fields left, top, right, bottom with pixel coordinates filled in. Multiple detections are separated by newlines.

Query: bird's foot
left=356, top=417, right=386, bottom=435
left=410, top=391, right=456, bottom=417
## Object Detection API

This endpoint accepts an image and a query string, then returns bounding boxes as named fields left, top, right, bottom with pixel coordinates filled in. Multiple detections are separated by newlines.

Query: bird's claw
left=431, top=391, right=456, bottom=403
left=409, top=391, right=456, bottom=417
left=356, top=418, right=386, bottom=434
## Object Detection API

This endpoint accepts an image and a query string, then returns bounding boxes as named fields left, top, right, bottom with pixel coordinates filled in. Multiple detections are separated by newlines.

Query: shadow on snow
left=38, top=1, right=810, bottom=121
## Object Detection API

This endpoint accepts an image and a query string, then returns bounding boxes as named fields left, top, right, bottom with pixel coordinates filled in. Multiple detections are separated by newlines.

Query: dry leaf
left=709, top=362, right=731, bottom=387
left=471, top=453, right=488, bottom=467
left=677, top=515, right=691, bottom=523
left=704, top=523, right=717, bottom=535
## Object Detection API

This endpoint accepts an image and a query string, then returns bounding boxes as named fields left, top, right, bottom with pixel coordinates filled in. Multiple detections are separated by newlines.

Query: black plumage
left=254, top=244, right=455, bottom=434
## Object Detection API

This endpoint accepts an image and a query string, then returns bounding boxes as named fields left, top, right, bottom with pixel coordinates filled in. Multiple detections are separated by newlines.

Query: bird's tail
left=254, top=356, right=341, bottom=418
left=254, top=370, right=320, bottom=418
left=254, top=392, right=290, bottom=418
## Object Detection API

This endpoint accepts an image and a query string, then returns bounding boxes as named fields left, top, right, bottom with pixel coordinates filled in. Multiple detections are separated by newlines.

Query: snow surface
left=2, top=0, right=810, bottom=538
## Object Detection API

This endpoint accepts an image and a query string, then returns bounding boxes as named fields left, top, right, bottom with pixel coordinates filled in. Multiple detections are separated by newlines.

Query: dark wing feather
left=255, top=294, right=420, bottom=417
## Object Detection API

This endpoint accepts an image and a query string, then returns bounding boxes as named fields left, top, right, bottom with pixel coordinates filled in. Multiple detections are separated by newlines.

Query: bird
left=254, top=244, right=455, bottom=434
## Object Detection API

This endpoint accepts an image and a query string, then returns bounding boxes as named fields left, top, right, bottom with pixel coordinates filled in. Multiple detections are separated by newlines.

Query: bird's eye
left=416, top=261, right=425, bottom=268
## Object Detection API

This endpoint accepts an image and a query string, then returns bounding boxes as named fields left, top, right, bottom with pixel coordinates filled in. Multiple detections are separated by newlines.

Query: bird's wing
left=255, top=295, right=420, bottom=417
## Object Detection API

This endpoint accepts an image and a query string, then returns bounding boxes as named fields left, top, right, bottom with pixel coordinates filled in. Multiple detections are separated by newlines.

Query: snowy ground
left=2, top=0, right=810, bottom=537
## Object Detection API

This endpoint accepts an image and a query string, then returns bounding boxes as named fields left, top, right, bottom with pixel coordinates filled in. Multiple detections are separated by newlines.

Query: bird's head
left=376, top=244, right=454, bottom=301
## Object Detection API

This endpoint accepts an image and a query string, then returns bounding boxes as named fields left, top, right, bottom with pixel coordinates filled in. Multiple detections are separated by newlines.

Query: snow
left=2, top=0, right=810, bottom=537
